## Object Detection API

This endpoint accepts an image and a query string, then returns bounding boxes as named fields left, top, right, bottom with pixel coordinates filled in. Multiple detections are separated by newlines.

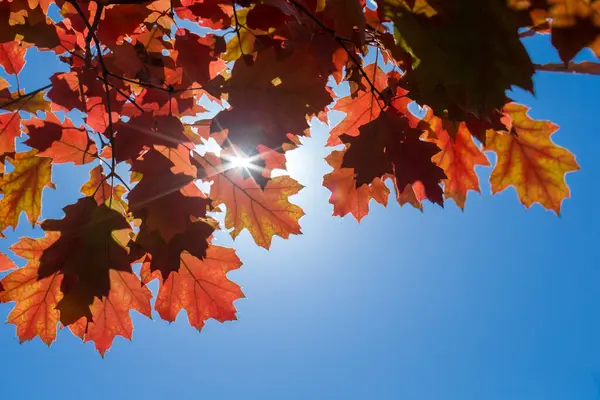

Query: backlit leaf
left=0, top=150, right=54, bottom=231
left=69, top=270, right=152, bottom=356
left=485, top=103, right=579, bottom=214
left=195, top=152, right=304, bottom=249
left=0, top=234, right=63, bottom=345
left=141, top=246, right=243, bottom=330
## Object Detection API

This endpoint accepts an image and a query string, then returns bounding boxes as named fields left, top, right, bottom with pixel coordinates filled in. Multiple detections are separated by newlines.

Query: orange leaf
left=0, top=234, right=63, bottom=345
left=0, top=150, right=54, bottom=231
left=69, top=270, right=152, bottom=356
left=195, top=152, right=304, bottom=249
left=0, top=250, right=17, bottom=271
left=322, top=149, right=389, bottom=221
left=485, top=103, right=579, bottom=214
left=141, top=246, right=243, bottom=330
left=422, top=109, right=490, bottom=209
left=328, top=64, right=388, bottom=146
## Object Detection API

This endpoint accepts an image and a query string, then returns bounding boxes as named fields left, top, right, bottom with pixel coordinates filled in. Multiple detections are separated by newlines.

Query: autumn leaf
left=328, top=64, right=388, bottom=146
left=377, top=0, right=534, bottom=127
left=0, top=40, right=28, bottom=76
left=0, top=111, right=21, bottom=155
left=127, top=147, right=211, bottom=243
left=69, top=270, right=152, bottom=357
left=195, top=152, right=304, bottom=249
left=322, top=149, right=389, bottom=221
left=38, top=197, right=133, bottom=325
left=0, top=234, right=63, bottom=345
left=0, top=150, right=54, bottom=231
left=341, top=107, right=446, bottom=206
left=97, top=4, right=151, bottom=46
left=24, top=113, right=98, bottom=165
left=0, top=250, right=17, bottom=271
left=206, top=46, right=332, bottom=154
left=485, top=103, right=579, bottom=214
left=421, top=109, right=490, bottom=209
left=0, top=89, right=51, bottom=113
left=141, top=246, right=243, bottom=330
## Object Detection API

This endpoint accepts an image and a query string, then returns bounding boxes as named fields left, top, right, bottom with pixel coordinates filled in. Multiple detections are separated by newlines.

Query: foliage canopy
left=0, top=0, right=592, bottom=355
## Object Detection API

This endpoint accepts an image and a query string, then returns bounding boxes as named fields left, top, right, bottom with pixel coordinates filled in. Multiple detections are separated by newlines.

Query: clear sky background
left=1, top=21, right=600, bottom=400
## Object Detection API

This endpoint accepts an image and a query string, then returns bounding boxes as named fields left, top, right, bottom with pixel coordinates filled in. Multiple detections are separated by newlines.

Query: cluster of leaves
left=0, top=0, right=591, bottom=355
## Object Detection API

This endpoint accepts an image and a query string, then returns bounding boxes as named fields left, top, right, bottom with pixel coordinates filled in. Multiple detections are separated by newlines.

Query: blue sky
left=1, top=25, right=600, bottom=400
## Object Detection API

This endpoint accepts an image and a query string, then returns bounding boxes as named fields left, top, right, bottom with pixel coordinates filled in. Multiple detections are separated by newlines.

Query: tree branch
left=535, top=62, right=600, bottom=76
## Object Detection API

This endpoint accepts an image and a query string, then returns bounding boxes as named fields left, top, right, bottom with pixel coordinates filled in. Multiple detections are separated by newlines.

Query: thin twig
left=0, top=84, right=52, bottom=110
left=102, top=77, right=145, bottom=113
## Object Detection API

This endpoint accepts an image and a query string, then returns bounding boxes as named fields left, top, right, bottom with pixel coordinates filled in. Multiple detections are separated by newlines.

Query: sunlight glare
left=229, top=155, right=254, bottom=170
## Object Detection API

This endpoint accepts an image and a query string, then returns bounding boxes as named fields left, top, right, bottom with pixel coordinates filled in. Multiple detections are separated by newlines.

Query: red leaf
left=24, top=113, right=97, bottom=165
left=341, top=107, right=446, bottom=205
left=206, top=46, right=332, bottom=154
left=0, top=112, right=21, bottom=156
left=0, top=40, right=27, bottom=75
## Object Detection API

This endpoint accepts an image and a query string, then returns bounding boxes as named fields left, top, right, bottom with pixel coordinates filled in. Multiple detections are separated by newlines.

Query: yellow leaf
left=0, top=150, right=54, bottom=230
left=0, top=90, right=51, bottom=113
left=485, top=103, right=579, bottom=214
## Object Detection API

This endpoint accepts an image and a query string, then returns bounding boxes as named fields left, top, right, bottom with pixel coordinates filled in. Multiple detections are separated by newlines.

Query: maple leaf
left=322, top=149, right=389, bottom=221
left=538, top=0, right=600, bottom=62
left=0, top=150, right=54, bottom=231
left=131, top=219, right=215, bottom=279
left=127, top=147, right=211, bottom=242
left=69, top=270, right=152, bottom=356
left=0, top=89, right=51, bottom=113
left=24, top=113, right=98, bottom=165
left=97, top=4, right=152, bottom=46
left=112, top=114, right=189, bottom=162
left=0, top=2, right=60, bottom=49
left=328, top=64, right=389, bottom=146
left=194, top=152, right=304, bottom=249
left=48, top=71, right=87, bottom=112
left=174, top=30, right=225, bottom=86
left=0, top=250, right=17, bottom=271
left=0, top=234, right=63, bottom=345
left=141, top=246, right=243, bottom=330
left=485, top=103, right=579, bottom=214
left=421, top=109, right=490, bottom=209
left=0, top=40, right=28, bottom=76
left=38, top=197, right=133, bottom=325
left=206, top=46, right=332, bottom=154
left=0, top=111, right=21, bottom=156
left=80, top=165, right=128, bottom=216
left=174, top=0, right=232, bottom=29
left=341, top=107, right=446, bottom=205
left=377, top=0, right=534, bottom=128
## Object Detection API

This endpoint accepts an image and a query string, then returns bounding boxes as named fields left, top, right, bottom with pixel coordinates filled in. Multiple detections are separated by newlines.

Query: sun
left=229, top=155, right=254, bottom=170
